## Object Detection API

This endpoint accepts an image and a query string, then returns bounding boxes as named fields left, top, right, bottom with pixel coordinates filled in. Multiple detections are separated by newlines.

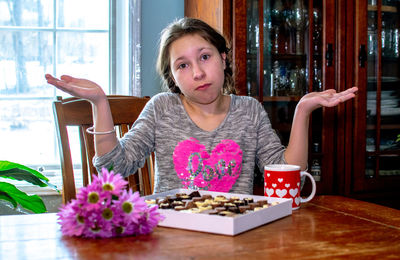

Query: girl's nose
left=192, top=63, right=205, bottom=80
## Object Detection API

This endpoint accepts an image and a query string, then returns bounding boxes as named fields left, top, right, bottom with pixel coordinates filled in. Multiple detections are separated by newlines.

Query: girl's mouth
left=196, top=83, right=211, bottom=90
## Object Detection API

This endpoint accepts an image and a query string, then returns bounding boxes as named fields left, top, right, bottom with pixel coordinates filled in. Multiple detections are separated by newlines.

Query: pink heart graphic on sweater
left=173, top=137, right=242, bottom=192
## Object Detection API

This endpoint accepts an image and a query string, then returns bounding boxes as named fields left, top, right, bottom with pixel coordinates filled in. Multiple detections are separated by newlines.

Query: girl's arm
left=45, top=74, right=118, bottom=156
left=284, top=87, right=358, bottom=170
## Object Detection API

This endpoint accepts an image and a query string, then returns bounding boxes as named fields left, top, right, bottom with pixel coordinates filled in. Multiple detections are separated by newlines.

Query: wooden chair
left=53, top=95, right=154, bottom=204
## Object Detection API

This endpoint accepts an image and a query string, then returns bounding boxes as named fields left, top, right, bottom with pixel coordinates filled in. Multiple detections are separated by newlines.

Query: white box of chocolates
left=144, top=189, right=292, bottom=236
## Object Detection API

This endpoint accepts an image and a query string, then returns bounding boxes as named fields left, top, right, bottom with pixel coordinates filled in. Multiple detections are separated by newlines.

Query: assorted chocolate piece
left=145, top=191, right=279, bottom=217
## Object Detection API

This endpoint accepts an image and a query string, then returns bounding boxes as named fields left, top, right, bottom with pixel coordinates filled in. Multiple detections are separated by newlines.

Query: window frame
left=0, top=0, right=134, bottom=192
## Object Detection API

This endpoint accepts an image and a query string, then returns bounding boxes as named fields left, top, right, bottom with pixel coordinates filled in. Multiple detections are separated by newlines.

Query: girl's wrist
left=91, top=94, right=109, bottom=109
left=294, top=101, right=314, bottom=119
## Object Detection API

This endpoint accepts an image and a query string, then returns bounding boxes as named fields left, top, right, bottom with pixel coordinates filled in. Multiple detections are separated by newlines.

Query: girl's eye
left=178, top=63, right=187, bottom=70
left=201, top=54, right=210, bottom=61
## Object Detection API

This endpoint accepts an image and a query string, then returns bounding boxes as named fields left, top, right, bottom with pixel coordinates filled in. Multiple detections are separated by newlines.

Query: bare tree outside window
left=0, top=0, right=111, bottom=188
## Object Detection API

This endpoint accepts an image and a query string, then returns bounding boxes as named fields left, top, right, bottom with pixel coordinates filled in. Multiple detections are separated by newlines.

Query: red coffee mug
left=264, top=164, right=316, bottom=210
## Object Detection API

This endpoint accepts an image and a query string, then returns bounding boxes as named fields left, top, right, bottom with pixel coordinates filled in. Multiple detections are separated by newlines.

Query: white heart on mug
left=289, top=188, right=298, bottom=197
left=285, top=183, right=290, bottom=188
left=294, top=197, right=300, bottom=205
left=267, top=173, right=270, bottom=177
left=272, top=183, right=277, bottom=188
left=278, top=178, right=283, bottom=183
left=266, top=188, right=274, bottom=197
left=297, top=182, right=300, bottom=187
left=276, top=189, right=287, bottom=198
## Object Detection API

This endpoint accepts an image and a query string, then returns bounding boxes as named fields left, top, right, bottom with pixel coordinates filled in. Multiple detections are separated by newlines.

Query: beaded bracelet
left=86, top=126, right=116, bottom=135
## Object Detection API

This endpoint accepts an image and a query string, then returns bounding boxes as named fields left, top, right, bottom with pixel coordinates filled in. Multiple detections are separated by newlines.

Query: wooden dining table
left=1, top=195, right=400, bottom=259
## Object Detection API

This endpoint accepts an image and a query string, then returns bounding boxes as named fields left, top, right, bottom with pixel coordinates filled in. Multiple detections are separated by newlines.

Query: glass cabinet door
left=246, top=0, right=329, bottom=193
left=354, top=0, right=400, bottom=194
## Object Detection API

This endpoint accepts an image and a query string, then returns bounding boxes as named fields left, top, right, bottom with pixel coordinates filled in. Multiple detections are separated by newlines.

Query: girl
left=46, top=18, right=357, bottom=194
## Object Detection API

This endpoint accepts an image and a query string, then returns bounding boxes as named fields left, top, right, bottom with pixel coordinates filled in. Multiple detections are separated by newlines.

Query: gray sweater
left=94, top=93, right=286, bottom=194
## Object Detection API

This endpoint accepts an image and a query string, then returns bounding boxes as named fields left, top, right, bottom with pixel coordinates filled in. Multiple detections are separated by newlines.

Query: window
left=0, top=0, right=136, bottom=190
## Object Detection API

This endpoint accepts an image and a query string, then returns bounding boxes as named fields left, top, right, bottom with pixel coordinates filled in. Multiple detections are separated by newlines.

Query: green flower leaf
left=107, top=163, right=114, bottom=172
left=0, top=182, right=47, bottom=213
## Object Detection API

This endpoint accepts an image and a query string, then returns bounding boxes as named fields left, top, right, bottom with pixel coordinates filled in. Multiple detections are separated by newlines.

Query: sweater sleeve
left=254, top=100, right=287, bottom=170
left=92, top=96, right=157, bottom=177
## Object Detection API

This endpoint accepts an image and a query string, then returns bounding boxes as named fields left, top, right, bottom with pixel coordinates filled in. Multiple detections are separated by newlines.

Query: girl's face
left=169, top=33, right=226, bottom=105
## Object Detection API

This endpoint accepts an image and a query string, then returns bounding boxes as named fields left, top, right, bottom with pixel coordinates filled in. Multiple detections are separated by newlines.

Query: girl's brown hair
left=156, top=17, right=236, bottom=95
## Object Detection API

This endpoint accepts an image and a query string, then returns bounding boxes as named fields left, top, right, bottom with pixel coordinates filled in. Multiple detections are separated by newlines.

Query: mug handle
left=300, top=171, right=316, bottom=203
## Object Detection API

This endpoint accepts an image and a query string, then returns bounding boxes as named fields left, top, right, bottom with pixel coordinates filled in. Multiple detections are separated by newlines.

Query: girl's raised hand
left=297, top=87, right=358, bottom=115
left=45, top=74, right=106, bottom=104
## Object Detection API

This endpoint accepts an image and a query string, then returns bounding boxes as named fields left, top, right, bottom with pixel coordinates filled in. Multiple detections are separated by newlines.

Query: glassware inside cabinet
left=247, top=0, right=260, bottom=97
left=268, top=0, right=311, bottom=98
left=246, top=0, right=328, bottom=193
left=365, top=1, right=400, bottom=178
left=245, top=0, right=324, bottom=142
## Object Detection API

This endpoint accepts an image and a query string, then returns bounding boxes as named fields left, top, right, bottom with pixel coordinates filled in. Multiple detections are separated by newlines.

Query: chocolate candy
left=214, top=207, right=227, bottom=213
left=214, top=195, right=227, bottom=201
left=152, top=192, right=280, bottom=217
left=233, top=200, right=245, bottom=207
left=159, top=203, right=172, bottom=209
left=145, top=199, right=156, bottom=205
left=201, top=194, right=213, bottom=200
left=227, top=206, right=240, bottom=213
left=239, top=205, right=251, bottom=213
left=184, top=200, right=195, bottom=209
left=206, top=210, right=219, bottom=215
left=180, top=195, right=191, bottom=200
left=224, top=202, right=236, bottom=208
left=188, top=191, right=201, bottom=198
left=171, top=201, right=184, bottom=207
left=211, top=201, right=222, bottom=208
left=229, top=196, right=240, bottom=202
left=192, top=197, right=204, bottom=202
left=243, top=198, right=254, bottom=204
left=174, top=206, right=186, bottom=211
left=248, top=202, right=260, bottom=210
left=257, top=200, right=269, bottom=206
left=218, top=211, right=236, bottom=217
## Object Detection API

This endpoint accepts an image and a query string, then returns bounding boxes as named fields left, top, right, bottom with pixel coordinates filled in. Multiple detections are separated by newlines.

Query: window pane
left=0, top=99, right=57, bottom=165
left=57, top=0, right=109, bottom=29
left=0, top=0, right=53, bottom=27
left=0, top=31, right=53, bottom=96
left=56, top=32, right=109, bottom=91
left=0, top=0, right=111, bottom=190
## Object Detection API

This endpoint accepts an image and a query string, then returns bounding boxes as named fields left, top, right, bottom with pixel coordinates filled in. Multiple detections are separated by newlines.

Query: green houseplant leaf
left=0, top=191, right=18, bottom=208
left=0, top=160, right=48, bottom=184
left=0, top=182, right=47, bottom=213
left=0, top=160, right=58, bottom=213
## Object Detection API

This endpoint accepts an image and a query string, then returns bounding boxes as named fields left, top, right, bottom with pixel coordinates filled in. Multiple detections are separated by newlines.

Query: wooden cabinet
left=342, top=0, right=400, bottom=209
left=185, top=0, right=400, bottom=209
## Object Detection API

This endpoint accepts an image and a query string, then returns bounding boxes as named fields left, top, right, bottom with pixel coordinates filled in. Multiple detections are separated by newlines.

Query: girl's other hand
left=297, top=87, right=358, bottom=115
left=45, top=74, right=107, bottom=105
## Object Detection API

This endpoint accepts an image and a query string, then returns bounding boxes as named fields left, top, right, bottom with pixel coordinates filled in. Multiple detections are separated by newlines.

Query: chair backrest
left=53, top=95, right=153, bottom=204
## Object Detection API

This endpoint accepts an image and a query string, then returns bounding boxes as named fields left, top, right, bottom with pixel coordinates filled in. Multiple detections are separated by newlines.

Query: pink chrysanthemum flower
left=57, top=200, right=86, bottom=237
left=76, top=185, right=108, bottom=211
left=114, top=189, right=148, bottom=224
left=58, top=168, right=163, bottom=238
left=111, top=214, right=138, bottom=237
left=93, top=168, right=128, bottom=196
left=135, top=205, right=165, bottom=235
left=81, top=209, right=114, bottom=238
